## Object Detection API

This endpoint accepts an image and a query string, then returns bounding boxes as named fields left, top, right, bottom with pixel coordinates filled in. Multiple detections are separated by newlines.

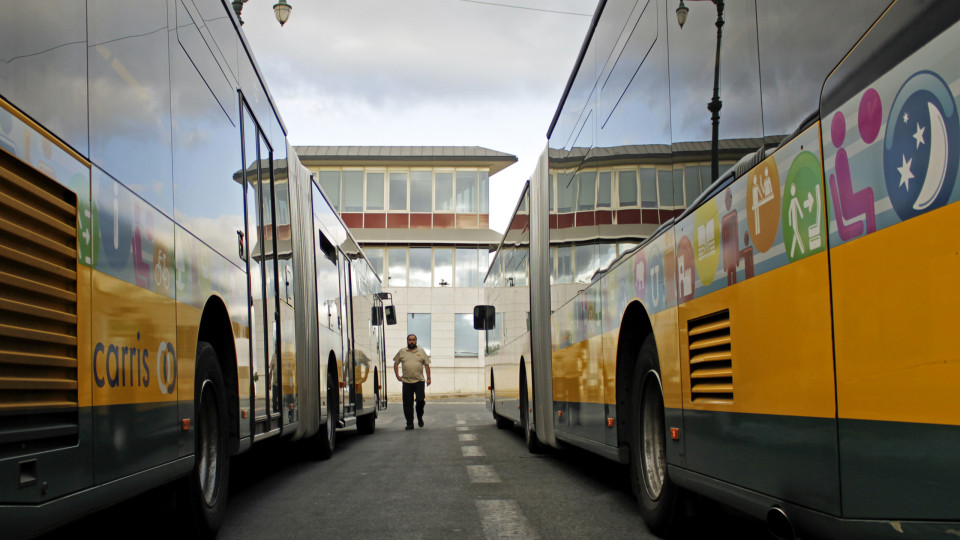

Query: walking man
left=394, top=334, right=431, bottom=430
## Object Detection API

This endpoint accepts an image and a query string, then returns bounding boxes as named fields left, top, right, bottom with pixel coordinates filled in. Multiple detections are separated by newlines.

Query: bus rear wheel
left=309, top=363, right=337, bottom=459
left=520, top=374, right=543, bottom=453
left=491, top=377, right=512, bottom=429
left=181, top=341, right=230, bottom=537
left=630, top=362, right=682, bottom=535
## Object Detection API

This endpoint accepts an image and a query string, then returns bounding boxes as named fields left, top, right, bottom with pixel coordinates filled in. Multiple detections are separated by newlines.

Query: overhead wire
left=458, top=0, right=593, bottom=17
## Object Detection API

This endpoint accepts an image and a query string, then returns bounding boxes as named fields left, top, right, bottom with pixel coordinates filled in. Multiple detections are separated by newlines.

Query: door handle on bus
left=237, top=230, right=246, bottom=261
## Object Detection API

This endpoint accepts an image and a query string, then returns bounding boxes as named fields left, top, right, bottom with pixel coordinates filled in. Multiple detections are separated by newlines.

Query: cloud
left=239, top=0, right=597, bottom=231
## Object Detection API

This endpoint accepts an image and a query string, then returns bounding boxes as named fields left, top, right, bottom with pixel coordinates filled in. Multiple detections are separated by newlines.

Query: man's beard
left=408, top=344, right=416, bottom=349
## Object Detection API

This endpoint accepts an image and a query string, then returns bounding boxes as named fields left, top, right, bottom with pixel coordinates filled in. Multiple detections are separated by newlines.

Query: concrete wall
left=383, top=285, right=486, bottom=398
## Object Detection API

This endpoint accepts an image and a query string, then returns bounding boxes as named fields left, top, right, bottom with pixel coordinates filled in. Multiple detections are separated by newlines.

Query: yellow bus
left=477, top=1, right=960, bottom=537
left=0, top=1, right=393, bottom=536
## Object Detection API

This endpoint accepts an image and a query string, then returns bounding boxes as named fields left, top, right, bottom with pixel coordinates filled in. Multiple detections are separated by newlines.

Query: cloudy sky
left=239, top=0, right=598, bottom=232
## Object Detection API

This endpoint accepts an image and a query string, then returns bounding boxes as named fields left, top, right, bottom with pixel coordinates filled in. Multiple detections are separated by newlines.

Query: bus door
left=242, top=105, right=282, bottom=433
left=337, top=250, right=356, bottom=417
left=374, top=295, right=388, bottom=409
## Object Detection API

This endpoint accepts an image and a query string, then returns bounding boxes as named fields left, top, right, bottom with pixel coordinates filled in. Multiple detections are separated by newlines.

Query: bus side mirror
left=474, top=305, right=495, bottom=330
left=384, top=305, right=397, bottom=325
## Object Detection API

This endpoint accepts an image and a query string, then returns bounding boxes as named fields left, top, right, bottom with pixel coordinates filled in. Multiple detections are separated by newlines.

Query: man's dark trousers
left=402, top=381, right=425, bottom=427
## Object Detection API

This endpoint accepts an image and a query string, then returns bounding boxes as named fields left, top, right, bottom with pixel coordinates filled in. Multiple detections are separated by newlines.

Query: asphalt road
left=39, top=399, right=771, bottom=539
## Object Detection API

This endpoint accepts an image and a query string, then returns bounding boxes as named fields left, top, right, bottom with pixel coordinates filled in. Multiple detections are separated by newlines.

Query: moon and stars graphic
left=883, top=70, right=960, bottom=221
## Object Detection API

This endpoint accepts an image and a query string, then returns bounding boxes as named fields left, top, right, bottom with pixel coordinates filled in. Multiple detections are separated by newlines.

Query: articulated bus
left=477, top=1, right=960, bottom=537
left=0, top=1, right=393, bottom=536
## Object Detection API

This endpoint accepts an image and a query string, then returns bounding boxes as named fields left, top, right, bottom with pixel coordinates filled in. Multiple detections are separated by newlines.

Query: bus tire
left=491, top=377, right=512, bottom=429
left=630, top=340, right=683, bottom=536
left=357, top=411, right=376, bottom=434
left=309, top=363, right=337, bottom=459
left=181, top=341, right=230, bottom=537
left=520, top=373, right=544, bottom=453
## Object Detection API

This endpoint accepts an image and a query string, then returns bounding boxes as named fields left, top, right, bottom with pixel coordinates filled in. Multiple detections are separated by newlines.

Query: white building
left=296, top=146, right=517, bottom=397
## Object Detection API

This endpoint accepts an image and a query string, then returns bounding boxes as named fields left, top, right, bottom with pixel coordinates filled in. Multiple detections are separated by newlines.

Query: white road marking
left=458, top=433, right=478, bottom=442
left=456, top=426, right=471, bottom=431
left=457, top=420, right=467, bottom=425
left=466, top=465, right=501, bottom=483
left=461, top=446, right=486, bottom=457
left=476, top=499, right=538, bottom=539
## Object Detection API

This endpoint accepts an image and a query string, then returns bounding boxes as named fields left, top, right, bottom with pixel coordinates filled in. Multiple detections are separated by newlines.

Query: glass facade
left=434, top=248, right=453, bottom=287
left=435, top=172, right=454, bottom=211
left=389, top=171, right=407, bottom=211
left=410, top=170, right=432, bottom=212
left=342, top=170, right=363, bottom=211
left=454, top=313, right=478, bottom=357
left=366, top=171, right=384, bottom=210
left=408, top=247, right=432, bottom=287
left=407, top=313, right=431, bottom=355
left=318, top=170, right=341, bottom=211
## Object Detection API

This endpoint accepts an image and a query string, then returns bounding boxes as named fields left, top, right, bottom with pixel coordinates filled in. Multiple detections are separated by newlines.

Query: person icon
left=752, top=167, right=775, bottom=234
left=787, top=184, right=805, bottom=257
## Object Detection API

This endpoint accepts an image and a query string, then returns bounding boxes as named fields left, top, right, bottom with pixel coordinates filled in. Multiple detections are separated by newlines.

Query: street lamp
left=677, top=0, right=724, bottom=183
left=233, top=0, right=293, bottom=26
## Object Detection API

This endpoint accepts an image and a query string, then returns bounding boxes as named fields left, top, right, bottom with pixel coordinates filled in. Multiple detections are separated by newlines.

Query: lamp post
left=233, top=0, right=293, bottom=26
left=677, top=0, right=724, bottom=183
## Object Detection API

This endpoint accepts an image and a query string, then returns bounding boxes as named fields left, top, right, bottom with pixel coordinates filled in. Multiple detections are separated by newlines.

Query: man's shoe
left=405, top=424, right=414, bottom=430
left=418, top=419, right=424, bottom=428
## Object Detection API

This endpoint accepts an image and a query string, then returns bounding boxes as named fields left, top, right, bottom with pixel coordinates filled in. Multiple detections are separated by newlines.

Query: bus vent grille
left=0, top=152, right=79, bottom=458
left=688, top=310, right=732, bottom=404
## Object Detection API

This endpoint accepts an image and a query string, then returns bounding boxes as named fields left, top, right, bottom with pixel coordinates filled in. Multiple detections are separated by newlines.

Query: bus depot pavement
left=40, top=399, right=768, bottom=539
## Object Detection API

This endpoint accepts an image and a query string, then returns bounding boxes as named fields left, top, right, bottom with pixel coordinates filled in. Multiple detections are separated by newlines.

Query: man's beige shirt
left=393, top=347, right=430, bottom=383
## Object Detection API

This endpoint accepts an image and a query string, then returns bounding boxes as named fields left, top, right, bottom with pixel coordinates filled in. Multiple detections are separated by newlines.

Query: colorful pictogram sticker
left=646, top=247, right=665, bottom=310
left=633, top=251, right=647, bottom=302
left=746, top=155, right=781, bottom=252
left=676, top=235, right=695, bottom=304
left=781, top=151, right=826, bottom=263
left=883, top=70, right=960, bottom=221
left=693, top=199, right=720, bottom=287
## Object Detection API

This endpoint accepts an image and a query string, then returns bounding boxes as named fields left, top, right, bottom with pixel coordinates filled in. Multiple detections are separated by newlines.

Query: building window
left=387, top=247, right=407, bottom=286
left=574, top=243, right=597, bottom=284
left=410, top=170, right=432, bottom=212
left=658, top=169, right=675, bottom=208
left=673, top=168, right=684, bottom=209
left=577, top=171, right=596, bottom=211
left=597, top=171, right=612, bottom=208
left=619, top=170, right=638, bottom=207
left=317, top=170, right=341, bottom=211
left=409, top=247, right=432, bottom=287
left=684, top=166, right=702, bottom=206
left=365, top=246, right=384, bottom=278
left=549, top=173, right=555, bottom=212
left=435, top=172, right=454, bottom=211
left=366, top=171, right=384, bottom=210
left=342, top=170, right=363, bottom=211
left=479, top=171, right=489, bottom=213
left=557, top=172, right=576, bottom=212
left=455, top=313, right=479, bottom=357
left=434, top=248, right=453, bottom=287
left=640, top=168, right=658, bottom=208
left=556, top=245, right=573, bottom=284
left=700, top=165, right=712, bottom=191
left=455, top=247, right=480, bottom=288
left=407, top=313, right=431, bottom=355
left=389, top=171, right=408, bottom=211
left=456, top=170, right=478, bottom=213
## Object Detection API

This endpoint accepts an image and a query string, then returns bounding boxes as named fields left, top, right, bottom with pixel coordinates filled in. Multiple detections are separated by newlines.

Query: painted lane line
left=458, top=433, right=478, bottom=442
left=456, top=426, right=471, bottom=431
left=476, top=499, right=538, bottom=539
left=466, top=465, right=501, bottom=483
left=461, top=446, right=486, bottom=457
left=457, top=420, right=467, bottom=425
